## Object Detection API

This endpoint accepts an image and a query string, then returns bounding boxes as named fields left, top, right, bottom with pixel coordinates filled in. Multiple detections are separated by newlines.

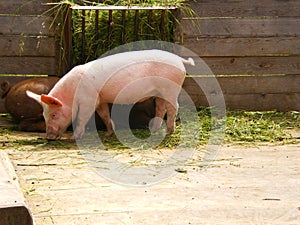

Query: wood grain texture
left=180, top=92, right=300, bottom=111
left=181, top=17, right=300, bottom=38
left=186, top=56, right=300, bottom=75
left=185, top=0, right=300, bottom=17
left=183, top=75, right=300, bottom=95
left=0, top=15, right=54, bottom=36
left=182, top=37, right=300, bottom=57
left=180, top=75, right=300, bottom=111
left=0, top=36, right=56, bottom=57
left=0, top=0, right=53, bottom=15
left=0, top=57, right=58, bottom=75
left=0, top=151, right=33, bottom=225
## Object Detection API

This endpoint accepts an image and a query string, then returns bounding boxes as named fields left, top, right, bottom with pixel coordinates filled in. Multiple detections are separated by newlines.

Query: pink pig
left=26, top=50, right=194, bottom=140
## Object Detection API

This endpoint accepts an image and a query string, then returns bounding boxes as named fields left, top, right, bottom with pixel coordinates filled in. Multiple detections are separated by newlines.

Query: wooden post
left=0, top=152, right=33, bottom=225
left=172, top=7, right=182, bottom=45
left=62, top=5, right=73, bottom=74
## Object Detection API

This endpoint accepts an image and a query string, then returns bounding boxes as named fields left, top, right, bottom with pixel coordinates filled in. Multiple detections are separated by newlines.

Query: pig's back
left=81, top=50, right=187, bottom=89
left=102, top=50, right=186, bottom=71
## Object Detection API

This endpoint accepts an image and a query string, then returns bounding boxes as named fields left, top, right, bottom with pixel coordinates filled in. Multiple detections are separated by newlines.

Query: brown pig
left=27, top=50, right=194, bottom=140
left=1, top=77, right=59, bottom=131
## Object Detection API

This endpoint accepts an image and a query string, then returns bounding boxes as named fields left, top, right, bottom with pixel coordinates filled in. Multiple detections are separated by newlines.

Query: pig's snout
left=46, top=126, right=60, bottom=140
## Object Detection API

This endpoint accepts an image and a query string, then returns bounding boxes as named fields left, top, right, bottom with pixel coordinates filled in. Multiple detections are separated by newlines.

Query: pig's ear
left=26, top=90, right=42, bottom=105
left=41, top=94, right=63, bottom=107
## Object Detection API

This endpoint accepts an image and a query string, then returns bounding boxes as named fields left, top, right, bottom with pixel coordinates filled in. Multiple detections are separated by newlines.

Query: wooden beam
left=186, top=0, right=300, bottom=18
left=0, top=36, right=56, bottom=57
left=0, top=15, right=54, bottom=36
left=184, top=56, right=300, bottom=76
left=0, top=57, right=57, bottom=75
left=0, top=151, right=33, bottom=225
left=71, top=5, right=178, bottom=11
left=182, top=37, right=300, bottom=57
left=181, top=17, right=300, bottom=38
left=0, top=0, right=52, bottom=15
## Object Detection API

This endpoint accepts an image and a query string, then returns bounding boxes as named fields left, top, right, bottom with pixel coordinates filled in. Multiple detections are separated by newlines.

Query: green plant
left=45, top=0, right=192, bottom=68
left=0, top=109, right=299, bottom=151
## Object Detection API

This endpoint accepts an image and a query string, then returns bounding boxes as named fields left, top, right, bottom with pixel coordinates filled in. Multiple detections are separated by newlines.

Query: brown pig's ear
left=41, top=94, right=63, bottom=107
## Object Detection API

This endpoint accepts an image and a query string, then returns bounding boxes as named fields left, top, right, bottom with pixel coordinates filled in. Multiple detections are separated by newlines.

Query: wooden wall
left=1, top=0, right=300, bottom=113
left=180, top=0, right=300, bottom=111
left=0, top=0, right=58, bottom=75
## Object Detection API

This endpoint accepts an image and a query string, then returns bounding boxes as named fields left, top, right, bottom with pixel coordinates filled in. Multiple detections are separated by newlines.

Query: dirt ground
left=0, top=127, right=298, bottom=225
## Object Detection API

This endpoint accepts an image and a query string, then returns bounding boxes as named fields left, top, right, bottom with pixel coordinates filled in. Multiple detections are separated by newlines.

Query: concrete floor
left=5, top=141, right=300, bottom=225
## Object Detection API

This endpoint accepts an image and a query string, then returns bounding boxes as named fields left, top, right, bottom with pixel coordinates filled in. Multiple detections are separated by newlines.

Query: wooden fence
left=181, top=0, right=300, bottom=111
left=0, top=0, right=59, bottom=75
left=0, top=0, right=300, bottom=113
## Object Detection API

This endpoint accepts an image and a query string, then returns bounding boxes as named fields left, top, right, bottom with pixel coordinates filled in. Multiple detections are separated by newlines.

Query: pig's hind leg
left=151, top=97, right=178, bottom=134
left=150, top=97, right=166, bottom=133
left=165, top=100, right=178, bottom=134
left=96, top=103, right=114, bottom=137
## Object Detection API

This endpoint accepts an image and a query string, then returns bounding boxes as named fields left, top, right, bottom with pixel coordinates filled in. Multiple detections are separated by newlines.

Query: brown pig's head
left=26, top=91, right=72, bottom=140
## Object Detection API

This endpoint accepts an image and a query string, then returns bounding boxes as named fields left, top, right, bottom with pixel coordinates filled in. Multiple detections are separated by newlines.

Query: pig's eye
left=50, top=113, right=57, bottom=119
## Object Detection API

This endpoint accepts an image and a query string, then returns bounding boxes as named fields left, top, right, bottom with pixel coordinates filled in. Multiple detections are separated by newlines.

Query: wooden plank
left=0, top=0, right=53, bottom=15
left=181, top=17, right=300, bottom=38
left=186, top=0, right=300, bottom=17
left=223, top=93, right=300, bottom=111
left=0, top=15, right=54, bottom=36
left=182, top=37, right=300, bottom=57
left=183, top=75, right=300, bottom=95
left=71, top=5, right=178, bottom=10
left=181, top=76, right=300, bottom=111
left=0, top=36, right=56, bottom=57
left=181, top=92, right=300, bottom=111
left=0, top=57, right=58, bottom=75
left=0, top=151, right=33, bottom=225
left=189, top=56, right=300, bottom=75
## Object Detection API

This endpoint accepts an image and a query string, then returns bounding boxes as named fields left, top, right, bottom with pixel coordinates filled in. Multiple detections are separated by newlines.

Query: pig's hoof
left=72, top=133, right=84, bottom=140
left=73, top=127, right=86, bottom=140
left=149, top=117, right=163, bottom=133
left=105, top=130, right=113, bottom=137
left=166, top=127, right=175, bottom=134
left=67, top=137, right=76, bottom=142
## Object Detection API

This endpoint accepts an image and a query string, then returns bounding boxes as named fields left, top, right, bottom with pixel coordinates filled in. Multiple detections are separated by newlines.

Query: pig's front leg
left=72, top=104, right=95, bottom=140
left=96, top=103, right=114, bottom=137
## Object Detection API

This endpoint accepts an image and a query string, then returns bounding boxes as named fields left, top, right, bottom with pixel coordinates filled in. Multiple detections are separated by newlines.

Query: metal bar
left=108, top=10, right=113, bottom=48
left=81, top=10, right=86, bottom=63
left=94, top=10, right=99, bottom=56
left=147, top=10, right=153, bottom=39
left=121, top=10, right=126, bottom=44
left=160, top=9, right=165, bottom=40
left=134, top=10, right=139, bottom=41
left=95, top=10, right=99, bottom=41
